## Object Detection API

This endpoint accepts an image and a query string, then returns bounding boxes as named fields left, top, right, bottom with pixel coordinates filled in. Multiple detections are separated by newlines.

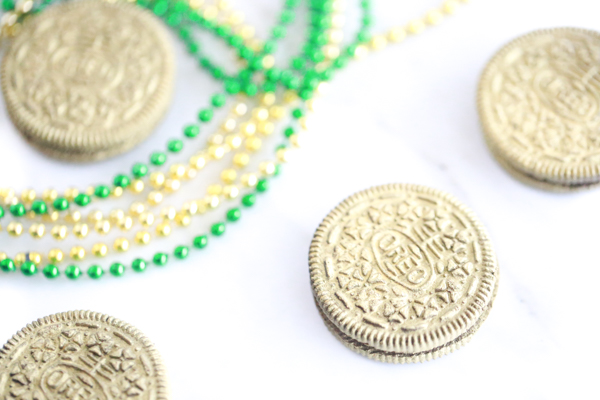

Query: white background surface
left=1, top=0, right=599, bottom=399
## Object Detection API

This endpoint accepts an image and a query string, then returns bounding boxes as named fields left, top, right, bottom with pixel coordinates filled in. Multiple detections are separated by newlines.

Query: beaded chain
left=0, top=0, right=469, bottom=280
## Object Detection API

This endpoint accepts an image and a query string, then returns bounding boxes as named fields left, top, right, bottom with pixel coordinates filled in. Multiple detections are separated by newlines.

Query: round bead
left=110, top=263, right=125, bottom=277
left=70, top=246, right=86, bottom=261
left=42, top=189, right=58, bottom=202
left=135, top=231, right=152, bottom=245
left=443, top=0, right=458, bottom=14
left=193, top=235, right=208, bottom=249
left=53, top=197, right=69, bottom=211
left=148, top=191, right=164, bottom=206
left=174, top=246, right=189, bottom=259
left=221, top=169, right=237, bottom=184
left=48, top=249, right=64, bottom=263
left=139, top=212, right=155, bottom=226
left=164, top=179, right=180, bottom=193
left=29, top=224, right=45, bottom=239
left=65, top=188, right=79, bottom=201
left=292, top=108, right=304, bottom=119
left=66, top=211, right=82, bottom=224
left=132, top=259, right=147, bottom=272
left=28, top=252, right=43, bottom=266
left=169, top=164, right=186, bottom=179
left=225, top=79, right=241, bottom=94
left=245, top=137, right=262, bottom=152
left=21, top=262, right=37, bottom=276
left=204, top=195, right=220, bottom=209
left=95, top=220, right=111, bottom=235
left=109, top=209, right=126, bottom=224
left=118, top=218, right=133, bottom=232
left=94, top=185, right=111, bottom=199
left=226, top=208, right=241, bottom=222
left=9, top=203, right=26, bottom=217
left=276, top=148, right=291, bottom=163
left=426, top=9, right=444, bottom=25
left=388, top=26, right=407, bottom=42
left=211, top=222, right=226, bottom=236
left=232, top=154, right=248, bottom=171
left=223, top=185, right=240, bottom=199
left=65, top=265, right=81, bottom=280
left=92, top=243, right=108, bottom=257
left=184, top=125, right=200, bottom=138
left=211, top=93, right=227, bottom=107
left=175, top=213, right=191, bottom=227
left=198, top=109, right=213, bottom=122
left=153, top=253, right=168, bottom=266
left=256, top=179, right=269, bottom=192
left=240, top=122, right=256, bottom=136
left=7, top=222, right=23, bottom=236
left=73, top=224, right=89, bottom=239
left=161, top=207, right=177, bottom=220
left=113, top=174, right=131, bottom=188
left=190, top=154, right=207, bottom=170
left=408, top=19, right=426, bottom=34
left=150, top=172, right=166, bottom=188
left=156, top=222, right=172, bottom=236
left=130, top=202, right=146, bottom=216
left=132, top=163, right=149, bottom=178
left=51, top=225, right=68, bottom=240
left=0, top=259, right=16, bottom=273
left=114, top=238, right=130, bottom=252
left=87, top=265, right=104, bottom=279
left=43, top=210, right=61, bottom=223
left=259, top=162, right=276, bottom=175
left=242, top=194, right=256, bottom=207
left=258, top=121, right=275, bottom=136
left=31, top=200, right=47, bottom=214
left=150, top=152, right=167, bottom=166
left=14, top=253, right=25, bottom=266
left=43, top=264, right=59, bottom=279
left=74, top=194, right=91, bottom=206
left=130, top=179, right=145, bottom=193
left=208, top=145, right=226, bottom=159
left=167, top=139, right=184, bottom=153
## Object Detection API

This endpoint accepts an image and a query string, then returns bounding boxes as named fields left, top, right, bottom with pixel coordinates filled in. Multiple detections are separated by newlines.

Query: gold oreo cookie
left=1, top=0, right=175, bottom=162
left=479, top=28, right=600, bottom=191
left=0, top=311, right=170, bottom=399
left=309, top=184, right=499, bottom=363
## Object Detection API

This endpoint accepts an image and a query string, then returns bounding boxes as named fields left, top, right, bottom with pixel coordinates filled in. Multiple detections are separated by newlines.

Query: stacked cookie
left=478, top=28, right=600, bottom=191
left=1, top=0, right=174, bottom=162
left=309, top=184, right=499, bottom=363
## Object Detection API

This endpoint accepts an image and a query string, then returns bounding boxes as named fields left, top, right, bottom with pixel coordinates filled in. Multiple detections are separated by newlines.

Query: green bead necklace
left=0, top=0, right=375, bottom=280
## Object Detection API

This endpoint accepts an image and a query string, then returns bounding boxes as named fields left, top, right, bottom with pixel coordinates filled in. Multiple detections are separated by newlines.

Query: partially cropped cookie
left=0, top=311, right=169, bottom=399
left=478, top=28, right=600, bottom=191
left=309, top=184, right=499, bottom=363
left=1, top=0, right=174, bottom=162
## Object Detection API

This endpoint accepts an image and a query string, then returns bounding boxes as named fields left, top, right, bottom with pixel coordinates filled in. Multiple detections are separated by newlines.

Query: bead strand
left=0, top=0, right=370, bottom=278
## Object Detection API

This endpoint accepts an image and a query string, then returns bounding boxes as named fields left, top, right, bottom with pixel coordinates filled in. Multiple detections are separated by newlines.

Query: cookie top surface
left=0, top=310, right=169, bottom=400
left=310, top=184, right=498, bottom=355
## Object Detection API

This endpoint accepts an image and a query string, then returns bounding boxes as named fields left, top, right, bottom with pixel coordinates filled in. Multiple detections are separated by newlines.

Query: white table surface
left=1, top=0, right=599, bottom=399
